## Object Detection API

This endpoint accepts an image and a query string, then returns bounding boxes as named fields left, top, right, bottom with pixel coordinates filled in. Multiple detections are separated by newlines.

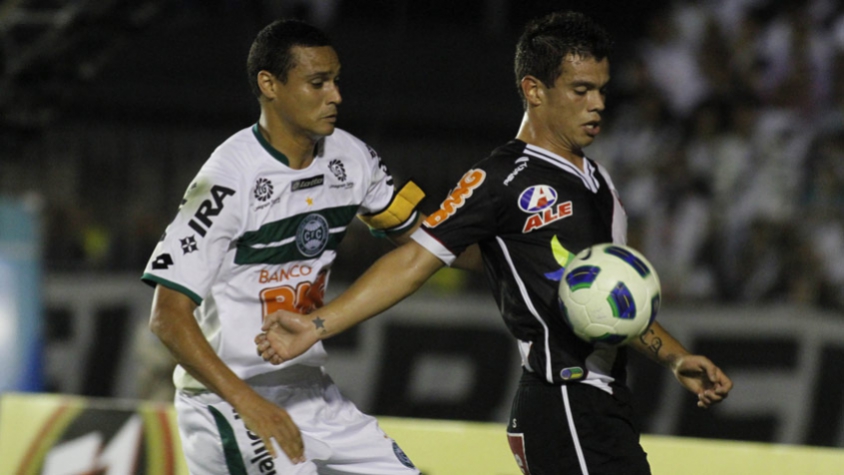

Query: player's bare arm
left=631, top=321, right=733, bottom=409
left=387, top=212, right=483, bottom=272
left=150, top=285, right=305, bottom=463
left=257, top=240, right=445, bottom=363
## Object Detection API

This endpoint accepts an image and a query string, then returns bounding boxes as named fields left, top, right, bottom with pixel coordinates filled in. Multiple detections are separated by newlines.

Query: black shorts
left=506, top=369, right=650, bottom=475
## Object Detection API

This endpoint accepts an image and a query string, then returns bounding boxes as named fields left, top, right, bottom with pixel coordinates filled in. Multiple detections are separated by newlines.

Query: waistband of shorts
left=244, top=364, right=325, bottom=387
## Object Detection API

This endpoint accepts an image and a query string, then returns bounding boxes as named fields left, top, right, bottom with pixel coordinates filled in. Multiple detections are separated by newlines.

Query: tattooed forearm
left=639, top=328, right=663, bottom=357
left=313, top=316, right=328, bottom=334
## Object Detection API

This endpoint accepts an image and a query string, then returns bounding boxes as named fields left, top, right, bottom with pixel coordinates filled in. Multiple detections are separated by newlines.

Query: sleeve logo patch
left=503, top=157, right=529, bottom=186
left=518, top=185, right=557, bottom=213
left=187, top=185, right=236, bottom=237
left=367, top=144, right=393, bottom=186
left=424, top=169, right=486, bottom=228
left=180, top=236, right=198, bottom=254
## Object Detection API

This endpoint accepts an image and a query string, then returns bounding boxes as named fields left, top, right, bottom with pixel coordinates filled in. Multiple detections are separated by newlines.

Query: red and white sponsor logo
left=260, top=270, right=327, bottom=320
left=258, top=264, right=312, bottom=284
left=507, top=432, right=530, bottom=475
left=522, top=201, right=573, bottom=233
left=424, top=169, right=486, bottom=228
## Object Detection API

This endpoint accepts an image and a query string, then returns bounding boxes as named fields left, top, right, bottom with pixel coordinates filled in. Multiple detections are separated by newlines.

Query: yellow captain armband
left=358, top=181, right=425, bottom=236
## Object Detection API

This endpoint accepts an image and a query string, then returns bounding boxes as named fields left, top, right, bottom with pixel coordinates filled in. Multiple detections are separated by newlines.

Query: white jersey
left=143, top=125, right=416, bottom=390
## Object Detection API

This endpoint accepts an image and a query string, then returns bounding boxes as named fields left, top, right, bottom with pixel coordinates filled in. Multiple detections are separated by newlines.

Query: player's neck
left=256, top=116, right=316, bottom=169
left=516, top=115, right=585, bottom=171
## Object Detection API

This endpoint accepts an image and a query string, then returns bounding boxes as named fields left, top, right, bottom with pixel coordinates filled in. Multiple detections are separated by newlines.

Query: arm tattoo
left=313, top=316, right=327, bottom=334
left=639, top=328, right=663, bottom=357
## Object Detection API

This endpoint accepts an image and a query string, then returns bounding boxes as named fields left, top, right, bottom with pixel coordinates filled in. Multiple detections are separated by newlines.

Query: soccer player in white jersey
left=142, top=19, right=447, bottom=474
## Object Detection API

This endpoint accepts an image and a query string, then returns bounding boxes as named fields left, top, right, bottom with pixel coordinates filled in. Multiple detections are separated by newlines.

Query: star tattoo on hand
left=313, top=317, right=326, bottom=332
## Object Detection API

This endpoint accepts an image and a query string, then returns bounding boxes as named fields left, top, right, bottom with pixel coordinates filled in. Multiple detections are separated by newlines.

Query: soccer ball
left=558, top=243, right=661, bottom=346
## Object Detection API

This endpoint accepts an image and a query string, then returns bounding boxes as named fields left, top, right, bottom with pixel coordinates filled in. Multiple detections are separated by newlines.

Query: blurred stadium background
left=2, top=0, right=844, bottom=472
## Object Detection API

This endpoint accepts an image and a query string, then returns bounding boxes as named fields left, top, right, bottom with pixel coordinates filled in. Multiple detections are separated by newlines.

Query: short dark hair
left=514, top=11, right=613, bottom=108
left=246, top=19, right=333, bottom=98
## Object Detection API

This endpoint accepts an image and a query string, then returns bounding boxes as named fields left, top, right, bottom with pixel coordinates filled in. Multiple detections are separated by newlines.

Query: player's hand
left=672, top=355, right=732, bottom=409
left=255, top=310, right=320, bottom=364
left=234, top=392, right=305, bottom=463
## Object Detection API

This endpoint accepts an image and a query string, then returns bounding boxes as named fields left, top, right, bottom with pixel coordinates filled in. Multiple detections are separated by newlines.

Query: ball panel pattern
left=558, top=243, right=661, bottom=346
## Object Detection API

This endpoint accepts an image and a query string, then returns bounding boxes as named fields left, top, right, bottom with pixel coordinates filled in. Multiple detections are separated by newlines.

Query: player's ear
left=521, top=75, right=543, bottom=107
left=257, top=70, right=277, bottom=100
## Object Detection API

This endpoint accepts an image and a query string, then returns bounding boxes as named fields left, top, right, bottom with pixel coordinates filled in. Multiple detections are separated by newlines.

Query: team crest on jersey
left=518, top=185, right=557, bottom=213
left=296, top=213, right=329, bottom=257
left=253, top=177, right=274, bottom=202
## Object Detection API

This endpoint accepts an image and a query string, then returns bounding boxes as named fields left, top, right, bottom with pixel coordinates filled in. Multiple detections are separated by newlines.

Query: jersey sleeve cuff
left=410, top=228, right=457, bottom=266
left=367, top=210, right=419, bottom=238
left=141, top=273, right=203, bottom=306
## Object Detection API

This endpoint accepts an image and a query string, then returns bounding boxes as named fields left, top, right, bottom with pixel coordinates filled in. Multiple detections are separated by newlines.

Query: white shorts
left=174, top=366, right=419, bottom=475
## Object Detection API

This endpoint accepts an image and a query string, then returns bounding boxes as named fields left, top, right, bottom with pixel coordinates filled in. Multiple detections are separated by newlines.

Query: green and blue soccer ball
left=558, top=243, right=661, bottom=346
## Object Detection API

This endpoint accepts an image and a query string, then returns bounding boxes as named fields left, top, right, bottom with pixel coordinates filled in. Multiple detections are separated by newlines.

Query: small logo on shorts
left=296, top=213, right=329, bottom=257
left=392, top=441, right=416, bottom=469
left=560, top=367, right=584, bottom=380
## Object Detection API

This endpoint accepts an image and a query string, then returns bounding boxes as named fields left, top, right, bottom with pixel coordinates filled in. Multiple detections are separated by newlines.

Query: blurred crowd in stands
left=3, top=0, right=843, bottom=312
left=588, top=0, right=844, bottom=309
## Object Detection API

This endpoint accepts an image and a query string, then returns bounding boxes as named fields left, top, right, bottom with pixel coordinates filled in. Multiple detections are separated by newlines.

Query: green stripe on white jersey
left=235, top=205, right=358, bottom=264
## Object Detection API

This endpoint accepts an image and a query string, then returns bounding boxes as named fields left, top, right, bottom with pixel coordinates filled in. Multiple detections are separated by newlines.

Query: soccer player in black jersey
left=257, top=11, right=732, bottom=475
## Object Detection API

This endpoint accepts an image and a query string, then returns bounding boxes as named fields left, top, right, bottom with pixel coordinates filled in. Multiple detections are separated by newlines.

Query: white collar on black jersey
left=523, top=144, right=600, bottom=193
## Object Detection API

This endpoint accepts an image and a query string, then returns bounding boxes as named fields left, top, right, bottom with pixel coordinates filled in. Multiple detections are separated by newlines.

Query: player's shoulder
left=587, top=156, right=619, bottom=190
left=321, top=127, right=385, bottom=174
left=587, top=156, right=610, bottom=176
left=323, top=127, right=370, bottom=158
left=204, top=126, right=261, bottom=176
left=471, top=140, right=532, bottom=180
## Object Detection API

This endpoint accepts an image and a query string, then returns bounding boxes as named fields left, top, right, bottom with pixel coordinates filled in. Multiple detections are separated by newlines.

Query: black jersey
left=412, top=140, right=628, bottom=391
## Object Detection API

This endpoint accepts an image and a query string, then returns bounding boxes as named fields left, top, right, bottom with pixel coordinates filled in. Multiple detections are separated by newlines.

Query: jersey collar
left=252, top=124, right=290, bottom=166
left=522, top=143, right=600, bottom=193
